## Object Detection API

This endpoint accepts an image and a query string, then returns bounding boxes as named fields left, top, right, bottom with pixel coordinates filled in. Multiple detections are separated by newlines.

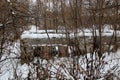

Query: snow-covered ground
left=1, top=25, right=120, bottom=80
left=0, top=41, right=120, bottom=80
left=21, top=25, right=120, bottom=39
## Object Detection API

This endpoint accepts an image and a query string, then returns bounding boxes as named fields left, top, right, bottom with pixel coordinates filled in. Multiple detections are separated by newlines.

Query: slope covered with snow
left=0, top=41, right=120, bottom=79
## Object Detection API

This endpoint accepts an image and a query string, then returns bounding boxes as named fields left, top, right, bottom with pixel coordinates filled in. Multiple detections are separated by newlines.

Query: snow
left=16, top=64, right=29, bottom=78
left=1, top=24, right=120, bottom=79
left=7, top=0, right=10, bottom=2
left=1, top=41, right=120, bottom=79
left=21, top=25, right=67, bottom=39
left=21, top=25, right=120, bottom=39
left=21, top=33, right=66, bottom=39
left=0, top=24, right=3, bottom=27
left=0, top=42, right=20, bottom=79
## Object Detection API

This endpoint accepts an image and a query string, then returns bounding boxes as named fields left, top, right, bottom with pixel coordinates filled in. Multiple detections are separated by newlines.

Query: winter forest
left=0, top=0, right=120, bottom=80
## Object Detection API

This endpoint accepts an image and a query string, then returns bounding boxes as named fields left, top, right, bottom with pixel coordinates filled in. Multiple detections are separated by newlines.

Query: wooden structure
left=20, top=37, right=69, bottom=64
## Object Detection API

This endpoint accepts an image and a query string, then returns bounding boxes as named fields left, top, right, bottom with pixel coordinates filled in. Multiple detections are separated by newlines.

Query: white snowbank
left=0, top=41, right=120, bottom=79
left=21, top=25, right=120, bottom=39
